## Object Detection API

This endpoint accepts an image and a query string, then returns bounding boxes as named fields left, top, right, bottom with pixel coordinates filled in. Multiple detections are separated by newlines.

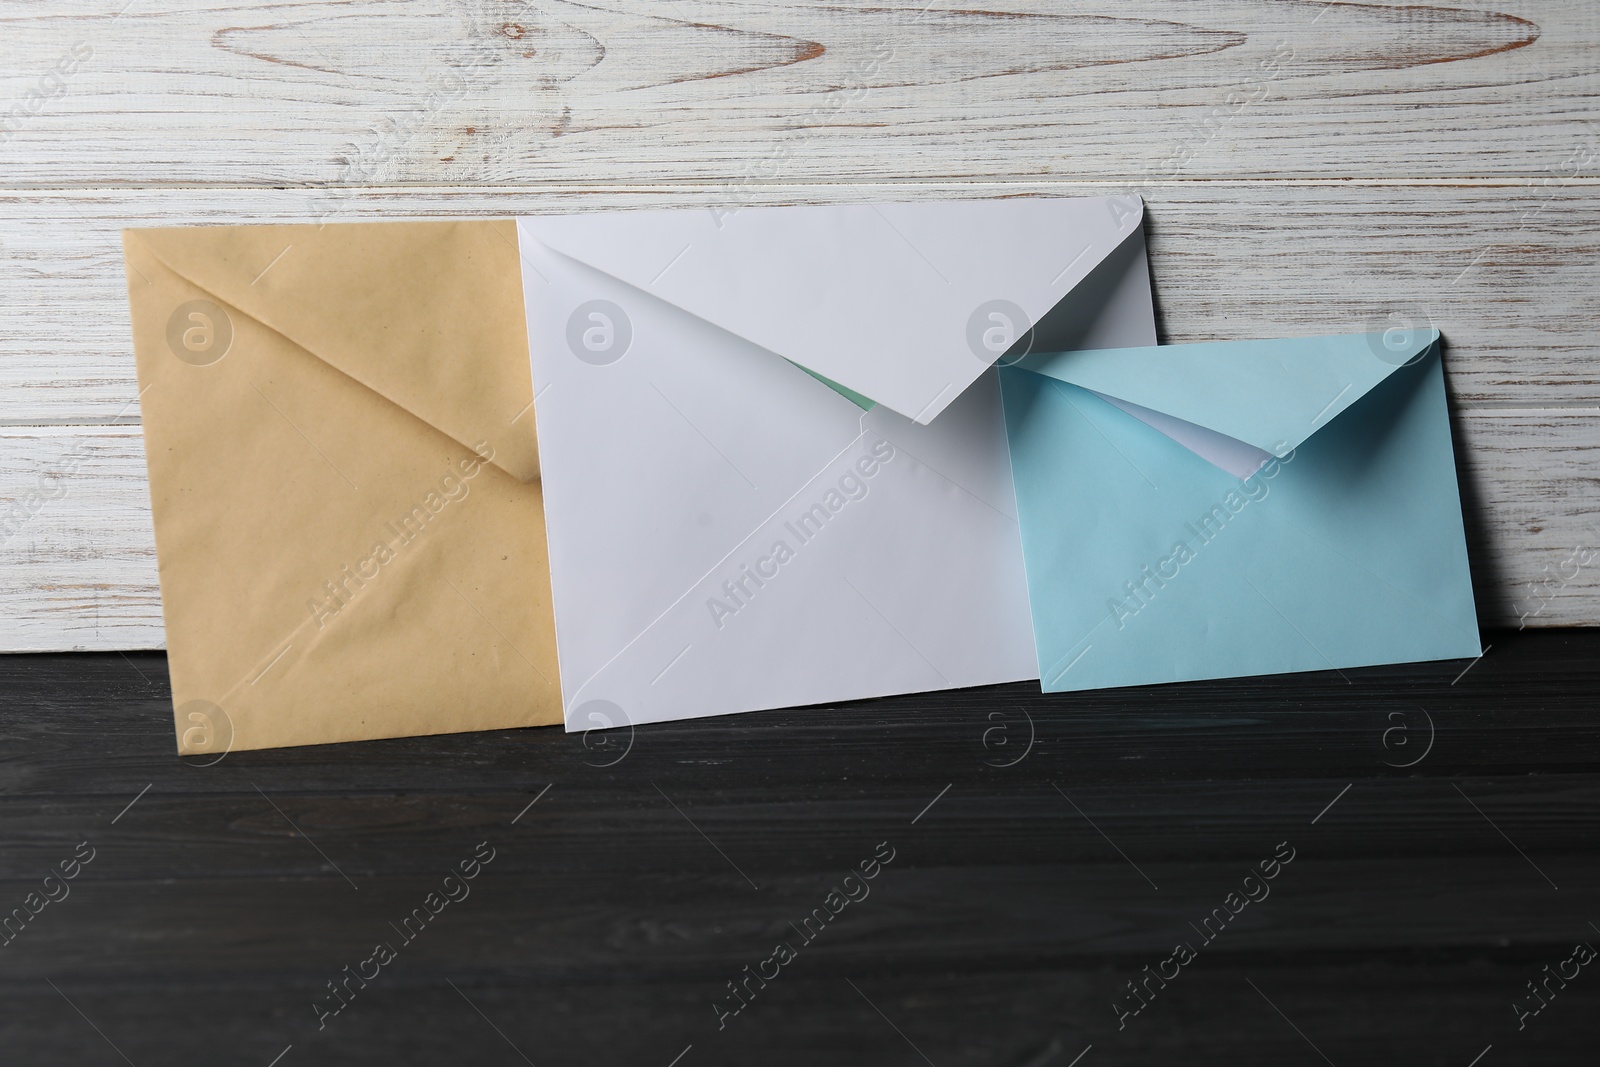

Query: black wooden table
left=3, top=630, right=1596, bottom=1066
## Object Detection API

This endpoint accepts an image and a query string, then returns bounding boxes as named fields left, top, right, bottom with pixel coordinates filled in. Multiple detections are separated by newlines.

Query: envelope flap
left=520, top=196, right=1146, bottom=424
left=1012, top=331, right=1439, bottom=456
left=127, top=220, right=540, bottom=481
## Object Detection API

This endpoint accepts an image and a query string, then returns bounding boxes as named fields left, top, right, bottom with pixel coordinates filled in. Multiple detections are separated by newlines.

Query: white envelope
left=516, top=198, right=1157, bottom=730
left=524, top=196, right=1147, bottom=423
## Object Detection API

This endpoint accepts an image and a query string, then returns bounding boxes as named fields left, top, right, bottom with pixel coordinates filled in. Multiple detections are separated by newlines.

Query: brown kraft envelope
left=122, top=219, right=562, bottom=754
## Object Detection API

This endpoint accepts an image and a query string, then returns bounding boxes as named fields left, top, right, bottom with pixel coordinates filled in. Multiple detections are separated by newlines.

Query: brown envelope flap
left=128, top=219, right=539, bottom=482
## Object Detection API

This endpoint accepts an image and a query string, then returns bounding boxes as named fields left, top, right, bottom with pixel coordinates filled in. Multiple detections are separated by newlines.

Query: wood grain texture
left=1, top=0, right=1597, bottom=646
left=0, top=633, right=1596, bottom=1064
left=0, top=0, right=1594, bottom=185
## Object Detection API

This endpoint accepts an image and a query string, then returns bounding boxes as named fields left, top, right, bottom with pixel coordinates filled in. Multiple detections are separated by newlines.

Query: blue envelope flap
left=1012, top=330, right=1439, bottom=457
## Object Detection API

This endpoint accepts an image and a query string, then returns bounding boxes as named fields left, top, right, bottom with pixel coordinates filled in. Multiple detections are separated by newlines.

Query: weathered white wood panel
left=0, top=428, right=161, bottom=651
left=0, top=0, right=1596, bottom=647
left=1454, top=409, right=1600, bottom=630
left=0, top=1, right=1595, bottom=185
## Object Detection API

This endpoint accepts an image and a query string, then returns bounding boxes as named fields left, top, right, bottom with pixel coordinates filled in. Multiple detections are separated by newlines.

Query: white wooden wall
left=1, top=0, right=1596, bottom=650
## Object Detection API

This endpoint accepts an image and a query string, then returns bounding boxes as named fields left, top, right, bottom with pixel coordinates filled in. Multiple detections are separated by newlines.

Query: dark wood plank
left=1, top=630, right=1596, bottom=1065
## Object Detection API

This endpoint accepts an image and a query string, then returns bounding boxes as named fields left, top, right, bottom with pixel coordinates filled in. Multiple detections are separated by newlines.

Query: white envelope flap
left=521, top=196, right=1146, bottom=424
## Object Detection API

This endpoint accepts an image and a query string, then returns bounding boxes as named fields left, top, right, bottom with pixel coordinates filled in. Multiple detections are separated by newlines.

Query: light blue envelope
left=999, top=330, right=1481, bottom=692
